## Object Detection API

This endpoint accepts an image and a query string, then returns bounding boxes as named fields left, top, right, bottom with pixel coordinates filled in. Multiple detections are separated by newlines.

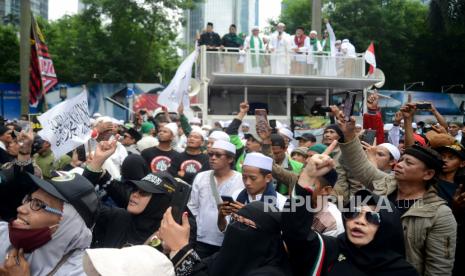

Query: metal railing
left=199, top=46, right=366, bottom=80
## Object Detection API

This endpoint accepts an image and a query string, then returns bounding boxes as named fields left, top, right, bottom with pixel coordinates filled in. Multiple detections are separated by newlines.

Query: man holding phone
left=217, top=152, right=287, bottom=232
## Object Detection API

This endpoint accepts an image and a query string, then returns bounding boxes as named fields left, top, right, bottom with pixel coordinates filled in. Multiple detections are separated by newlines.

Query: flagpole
left=20, top=0, right=31, bottom=115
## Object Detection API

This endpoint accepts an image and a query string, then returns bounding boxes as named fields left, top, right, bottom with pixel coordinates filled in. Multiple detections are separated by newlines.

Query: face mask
left=8, top=223, right=53, bottom=253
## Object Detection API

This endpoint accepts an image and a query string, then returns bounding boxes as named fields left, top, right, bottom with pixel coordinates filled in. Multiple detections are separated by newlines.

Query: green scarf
left=322, top=38, right=331, bottom=52
left=310, top=38, right=319, bottom=52
left=249, top=36, right=264, bottom=67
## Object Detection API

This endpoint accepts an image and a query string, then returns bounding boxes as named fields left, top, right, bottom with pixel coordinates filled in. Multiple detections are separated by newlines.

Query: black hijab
left=121, top=154, right=149, bottom=181
left=207, top=201, right=290, bottom=276
left=337, top=190, right=418, bottom=276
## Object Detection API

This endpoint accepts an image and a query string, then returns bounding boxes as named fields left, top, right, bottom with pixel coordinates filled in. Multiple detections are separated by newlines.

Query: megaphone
left=189, top=78, right=201, bottom=97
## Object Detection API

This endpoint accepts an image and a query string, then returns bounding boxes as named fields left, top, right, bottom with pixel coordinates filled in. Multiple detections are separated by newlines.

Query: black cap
left=27, top=172, right=99, bottom=228
left=129, top=171, right=177, bottom=195
left=207, top=22, right=213, bottom=27
left=404, top=145, right=444, bottom=172
left=126, top=128, right=142, bottom=142
left=296, top=133, right=316, bottom=142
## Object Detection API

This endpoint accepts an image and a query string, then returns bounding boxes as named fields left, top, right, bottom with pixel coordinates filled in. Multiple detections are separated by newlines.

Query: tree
left=279, top=0, right=429, bottom=90
left=38, top=0, right=200, bottom=83
left=0, top=24, right=20, bottom=82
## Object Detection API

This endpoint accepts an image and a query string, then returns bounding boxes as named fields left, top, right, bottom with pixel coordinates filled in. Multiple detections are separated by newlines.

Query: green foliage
left=0, top=24, right=20, bottom=82
left=36, top=0, right=201, bottom=83
left=280, top=0, right=465, bottom=91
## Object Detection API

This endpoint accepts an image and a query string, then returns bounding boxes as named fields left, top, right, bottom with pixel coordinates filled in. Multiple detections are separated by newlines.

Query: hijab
left=121, top=154, right=149, bottom=181
left=207, top=201, right=290, bottom=276
left=337, top=190, right=418, bottom=276
left=95, top=191, right=172, bottom=248
left=0, top=203, right=92, bottom=276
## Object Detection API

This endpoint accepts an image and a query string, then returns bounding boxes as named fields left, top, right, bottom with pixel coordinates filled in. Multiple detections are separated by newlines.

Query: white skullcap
left=278, top=128, right=294, bottom=140
left=83, top=245, right=175, bottom=276
left=190, top=126, right=206, bottom=140
left=202, top=124, right=212, bottom=131
left=310, top=30, right=317, bottom=35
left=378, top=143, right=401, bottom=161
left=242, top=122, right=250, bottom=128
left=277, top=22, right=285, bottom=27
left=335, top=40, right=342, bottom=44
left=411, top=122, right=417, bottom=129
left=137, top=136, right=159, bottom=152
left=223, top=120, right=232, bottom=128
left=92, top=112, right=102, bottom=119
left=95, top=116, right=113, bottom=124
left=342, top=39, right=349, bottom=43
left=190, top=117, right=201, bottom=125
left=243, top=152, right=273, bottom=171
left=252, top=26, right=259, bottom=31
left=208, top=131, right=230, bottom=142
left=355, top=124, right=362, bottom=128
left=163, top=123, right=178, bottom=136
left=212, top=140, right=236, bottom=154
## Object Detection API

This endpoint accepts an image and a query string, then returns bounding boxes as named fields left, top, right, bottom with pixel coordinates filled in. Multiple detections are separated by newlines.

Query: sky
left=49, top=0, right=282, bottom=28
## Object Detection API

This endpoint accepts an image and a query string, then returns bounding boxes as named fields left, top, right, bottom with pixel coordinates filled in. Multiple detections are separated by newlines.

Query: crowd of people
left=197, top=20, right=358, bottom=76
left=0, top=90, right=464, bottom=276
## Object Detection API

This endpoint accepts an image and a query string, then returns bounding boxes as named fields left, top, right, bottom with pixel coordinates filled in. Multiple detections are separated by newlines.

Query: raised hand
left=0, top=248, right=30, bottom=276
left=333, top=106, right=356, bottom=142
left=158, top=207, right=190, bottom=253
left=367, top=90, right=379, bottom=110
left=400, top=103, right=416, bottom=122
left=88, top=138, right=118, bottom=171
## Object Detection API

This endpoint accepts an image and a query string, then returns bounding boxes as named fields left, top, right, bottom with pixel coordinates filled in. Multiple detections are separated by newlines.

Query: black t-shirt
left=141, top=147, right=180, bottom=174
left=169, top=152, right=210, bottom=184
left=388, top=191, right=419, bottom=216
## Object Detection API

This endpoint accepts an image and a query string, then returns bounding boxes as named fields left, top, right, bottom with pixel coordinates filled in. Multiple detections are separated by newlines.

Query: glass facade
left=1, top=0, right=48, bottom=25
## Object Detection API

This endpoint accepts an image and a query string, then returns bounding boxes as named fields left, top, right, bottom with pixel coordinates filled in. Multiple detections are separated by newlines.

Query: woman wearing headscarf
left=282, top=154, right=418, bottom=276
left=157, top=202, right=291, bottom=276
left=83, top=140, right=196, bottom=248
left=0, top=172, right=98, bottom=276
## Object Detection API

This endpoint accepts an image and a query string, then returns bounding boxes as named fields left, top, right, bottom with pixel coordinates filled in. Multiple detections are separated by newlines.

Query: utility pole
left=311, top=0, right=322, bottom=35
left=20, top=0, right=31, bottom=114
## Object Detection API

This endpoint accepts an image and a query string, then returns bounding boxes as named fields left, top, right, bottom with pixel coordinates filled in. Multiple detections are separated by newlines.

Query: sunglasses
left=208, top=152, right=227, bottom=158
left=343, top=207, right=381, bottom=226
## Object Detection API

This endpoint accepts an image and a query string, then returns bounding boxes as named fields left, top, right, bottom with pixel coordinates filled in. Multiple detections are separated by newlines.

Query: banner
left=157, top=50, right=198, bottom=111
left=38, top=91, right=91, bottom=159
left=29, top=14, right=58, bottom=107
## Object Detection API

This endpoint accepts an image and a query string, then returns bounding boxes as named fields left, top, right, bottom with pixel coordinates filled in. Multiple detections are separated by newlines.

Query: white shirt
left=188, top=170, right=244, bottom=246
left=269, top=31, right=291, bottom=53
left=232, top=188, right=287, bottom=211
left=455, top=130, right=462, bottom=143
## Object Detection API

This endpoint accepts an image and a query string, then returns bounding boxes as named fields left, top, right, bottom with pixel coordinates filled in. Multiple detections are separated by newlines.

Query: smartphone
left=269, top=119, right=276, bottom=129
left=170, top=179, right=192, bottom=225
left=255, top=109, right=269, bottom=133
left=17, top=120, right=32, bottom=133
left=361, top=129, right=377, bottom=145
left=76, top=145, right=87, bottom=162
left=416, top=103, right=432, bottom=110
left=221, top=195, right=234, bottom=203
left=342, top=93, right=357, bottom=122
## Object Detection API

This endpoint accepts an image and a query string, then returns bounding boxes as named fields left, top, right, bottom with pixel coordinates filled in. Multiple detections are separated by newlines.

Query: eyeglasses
left=208, top=152, right=227, bottom=158
left=130, top=186, right=151, bottom=197
left=343, top=207, right=381, bottom=226
left=22, top=195, right=63, bottom=216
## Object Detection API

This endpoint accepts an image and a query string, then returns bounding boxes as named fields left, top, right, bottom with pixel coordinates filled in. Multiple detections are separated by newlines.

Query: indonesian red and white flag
left=365, top=42, right=376, bottom=75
